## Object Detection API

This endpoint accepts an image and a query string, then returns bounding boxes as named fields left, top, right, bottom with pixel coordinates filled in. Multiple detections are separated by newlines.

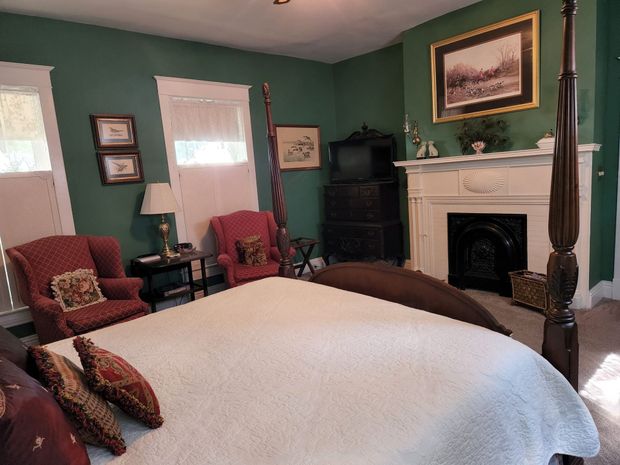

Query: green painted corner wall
left=332, top=44, right=409, bottom=257
left=401, top=0, right=617, bottom=287
left=0, top=13, right=337, bottom=264
left=591, top=0, right=620, bottom=286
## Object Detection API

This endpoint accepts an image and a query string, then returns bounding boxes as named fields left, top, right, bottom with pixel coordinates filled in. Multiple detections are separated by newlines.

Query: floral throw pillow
left=236, top=235, right=268, bottom=266
left=51, top=269, right=106, bottom=312
left=73, top=336, right=163, bottom=429
left=29, top=346, right=126, bottom=456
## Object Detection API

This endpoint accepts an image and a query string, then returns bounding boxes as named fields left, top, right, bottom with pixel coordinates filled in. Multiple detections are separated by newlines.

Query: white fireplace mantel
left=395, top=144, right=600, bottom=309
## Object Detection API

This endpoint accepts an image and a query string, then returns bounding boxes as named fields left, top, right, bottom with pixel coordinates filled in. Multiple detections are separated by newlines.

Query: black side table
left=291, top=237, right=320, bottom=277
left=131, top=250, right=213, bottom=312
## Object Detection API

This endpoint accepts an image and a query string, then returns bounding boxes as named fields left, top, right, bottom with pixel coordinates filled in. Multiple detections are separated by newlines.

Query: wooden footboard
left=310, top=262, right=511, bottom=336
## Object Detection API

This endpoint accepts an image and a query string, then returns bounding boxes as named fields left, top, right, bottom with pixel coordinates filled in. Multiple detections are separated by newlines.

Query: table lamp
left=140, top=182, right=180, bottom=258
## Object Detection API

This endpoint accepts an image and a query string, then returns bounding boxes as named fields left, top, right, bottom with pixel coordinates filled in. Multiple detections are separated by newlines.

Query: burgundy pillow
left=29, top=346, right=126, bottom=456
left=0, top=356, right=90, bottom=465
left=74, top=336, right=163, bottom=428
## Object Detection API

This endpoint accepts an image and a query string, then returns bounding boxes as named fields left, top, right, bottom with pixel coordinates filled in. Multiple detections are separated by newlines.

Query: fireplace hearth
left=448, top=213, right=527, bottom=296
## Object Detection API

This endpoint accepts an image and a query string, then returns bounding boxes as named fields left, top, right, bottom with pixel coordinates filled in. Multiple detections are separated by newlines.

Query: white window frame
left=0, top=61, right=75, bottom=235
left=154, top=76, right=259, bottom=244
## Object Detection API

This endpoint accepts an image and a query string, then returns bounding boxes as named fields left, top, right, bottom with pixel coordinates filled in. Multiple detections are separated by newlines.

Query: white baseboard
left=208, top=283, right=228, bottom=294
left=551, top=280, right=612, bottom=310
left=613, top=277, right=620, bottom=301
left=310, top=257, right=326, bottom=271
left=589, top=280, right=613, bottom=308
left=294, top=257, right=326, bottom=275
left=21, top=334, right=39, bottom=346
left=0, top=306, right=32, bottom=328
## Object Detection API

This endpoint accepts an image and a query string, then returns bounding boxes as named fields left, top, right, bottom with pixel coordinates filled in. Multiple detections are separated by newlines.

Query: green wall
left=593, top=0, right=620, bottom=286
left=0, top=13, right=337, bottom=264
left=1, top=3, right=617, bottom=287
left=402, top=0, right=616, bottom=287
left=332, top=44, right=409, bottom=257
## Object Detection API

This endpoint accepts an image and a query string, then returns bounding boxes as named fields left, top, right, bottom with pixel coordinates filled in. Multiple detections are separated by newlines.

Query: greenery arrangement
left=455, top=117, right=509, bottom=154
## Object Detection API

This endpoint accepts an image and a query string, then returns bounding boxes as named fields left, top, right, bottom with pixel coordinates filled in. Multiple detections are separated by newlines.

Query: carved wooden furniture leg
left=541, top=2, right=583, bottom=464
left=262, top=83, right=296, bottom=279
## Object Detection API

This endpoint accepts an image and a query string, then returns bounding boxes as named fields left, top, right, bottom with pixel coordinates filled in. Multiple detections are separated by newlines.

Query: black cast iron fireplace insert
left=448, top=213, right=527, bottom=296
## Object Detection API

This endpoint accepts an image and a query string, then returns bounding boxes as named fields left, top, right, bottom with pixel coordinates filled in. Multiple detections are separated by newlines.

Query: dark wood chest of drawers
left=323, top=181, right=403, bottom=262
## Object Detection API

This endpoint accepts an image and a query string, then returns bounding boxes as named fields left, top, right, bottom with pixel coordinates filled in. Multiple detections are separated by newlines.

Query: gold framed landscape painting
left=274, top=125, right=321, bottom=171
left=431, top=11, right=539, bottom=123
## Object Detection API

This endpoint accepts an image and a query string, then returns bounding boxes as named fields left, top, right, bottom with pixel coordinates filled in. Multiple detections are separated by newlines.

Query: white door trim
left=613, top=138, right=620, bottom=299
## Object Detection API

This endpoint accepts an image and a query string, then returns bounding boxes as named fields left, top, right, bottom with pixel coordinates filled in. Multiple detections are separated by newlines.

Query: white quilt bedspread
left=48, top=277, right=599, bottom=465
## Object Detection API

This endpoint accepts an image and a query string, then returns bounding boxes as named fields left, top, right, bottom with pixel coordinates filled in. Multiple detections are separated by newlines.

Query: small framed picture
left=275, top=125, right=321, bottom=171
left=431, top=11, right=539, bottom=123
left=90, top=114, right=138, bottom=149
left=97, top=151, right=144, bottom=184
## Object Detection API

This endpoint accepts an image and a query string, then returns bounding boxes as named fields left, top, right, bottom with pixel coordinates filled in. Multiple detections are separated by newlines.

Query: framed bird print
left=90, top=114, right=138, bottom=149
left=97, top=151, right=144, bottom=184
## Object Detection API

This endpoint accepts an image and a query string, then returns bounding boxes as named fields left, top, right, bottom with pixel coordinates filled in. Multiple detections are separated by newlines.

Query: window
left=155, top=76, right=259, bottom=278
left=171, top=97, right=248, bottom=165
left=0, top=85, right=52, bottom=173
left=0, top=62, right=75, bottom=315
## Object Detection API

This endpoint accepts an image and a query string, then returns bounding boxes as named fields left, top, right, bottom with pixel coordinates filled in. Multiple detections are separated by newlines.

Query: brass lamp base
left=158, top=214, right=176, bottom=258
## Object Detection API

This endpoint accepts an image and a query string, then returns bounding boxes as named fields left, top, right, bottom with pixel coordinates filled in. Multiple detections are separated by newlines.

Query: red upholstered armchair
left=211, top=210, right=295, bottom=287
left=6, top=235, right=149, bottom=344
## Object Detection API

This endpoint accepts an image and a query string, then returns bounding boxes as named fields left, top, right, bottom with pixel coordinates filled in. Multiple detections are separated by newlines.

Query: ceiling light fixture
left=273, top=0, right=290, bottom=4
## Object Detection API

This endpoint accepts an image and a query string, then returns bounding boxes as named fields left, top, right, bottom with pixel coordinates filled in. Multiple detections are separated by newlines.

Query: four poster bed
left=13, top=1, right=599, bottom=464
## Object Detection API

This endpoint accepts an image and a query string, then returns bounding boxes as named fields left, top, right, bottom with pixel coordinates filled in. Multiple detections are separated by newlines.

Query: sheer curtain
left=171, top=97, right=248, bottom=165
left=0, top=85, right=51, bottom=173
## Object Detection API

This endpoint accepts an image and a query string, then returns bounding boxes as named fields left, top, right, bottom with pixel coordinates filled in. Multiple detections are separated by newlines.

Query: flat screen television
left=328, top=135, right=396, bottom=183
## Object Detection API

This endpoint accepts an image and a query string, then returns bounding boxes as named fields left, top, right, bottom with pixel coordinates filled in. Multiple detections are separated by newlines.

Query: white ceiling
left=0, top=0, right=480, bottom=63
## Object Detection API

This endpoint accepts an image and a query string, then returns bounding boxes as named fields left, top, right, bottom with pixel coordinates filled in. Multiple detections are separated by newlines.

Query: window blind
left=171, top=97, right=248, bottom=165
left=0, top=85, right=51, bottom=173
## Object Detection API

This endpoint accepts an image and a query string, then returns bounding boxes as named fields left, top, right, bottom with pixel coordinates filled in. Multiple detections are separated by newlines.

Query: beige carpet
left=466, top=290, right=620, bottom=465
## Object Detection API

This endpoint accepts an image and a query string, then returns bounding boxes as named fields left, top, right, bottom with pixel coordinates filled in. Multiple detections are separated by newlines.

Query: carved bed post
left=262, top=83, right=296, bottom=278
left=542, top=0, right=580, bottom=393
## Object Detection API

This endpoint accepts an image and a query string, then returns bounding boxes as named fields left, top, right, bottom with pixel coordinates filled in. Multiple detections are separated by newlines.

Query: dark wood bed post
left=262, top=83, right=296, bottom=278
left=544, top=11, right=583, bottom=465
left=543, top=0, right=580, bottom=393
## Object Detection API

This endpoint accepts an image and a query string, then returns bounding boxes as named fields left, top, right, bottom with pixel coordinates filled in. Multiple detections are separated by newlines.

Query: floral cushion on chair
left=51, top=269, right=106, bottom=312
left=73, top=336, right=163, bottom=429
left=236, top=235, right=268, bottom=266
left=29, top=346, right=126, bottom=456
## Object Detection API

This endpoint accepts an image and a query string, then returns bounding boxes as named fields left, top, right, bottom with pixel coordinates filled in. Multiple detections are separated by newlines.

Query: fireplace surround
left=395, top=144, right=600, bottom=308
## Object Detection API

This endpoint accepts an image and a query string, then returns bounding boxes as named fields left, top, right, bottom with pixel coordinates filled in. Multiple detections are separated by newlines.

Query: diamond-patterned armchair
left=6, top=235, right=149, bottom=344
left=211, top=210, right=295, bottom=287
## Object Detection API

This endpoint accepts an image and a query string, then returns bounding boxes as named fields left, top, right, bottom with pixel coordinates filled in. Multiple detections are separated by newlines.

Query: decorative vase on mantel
left=427, top=141, right=439, bottom=158
left=471, top=141, right=486, bottom=155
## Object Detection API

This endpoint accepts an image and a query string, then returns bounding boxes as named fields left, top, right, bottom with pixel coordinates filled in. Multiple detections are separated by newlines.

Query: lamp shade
left=140, top=183, right=180, bottom=215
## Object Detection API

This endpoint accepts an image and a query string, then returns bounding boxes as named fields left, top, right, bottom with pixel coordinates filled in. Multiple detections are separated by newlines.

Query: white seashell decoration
left=462, top=170, right=505, bottom=194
